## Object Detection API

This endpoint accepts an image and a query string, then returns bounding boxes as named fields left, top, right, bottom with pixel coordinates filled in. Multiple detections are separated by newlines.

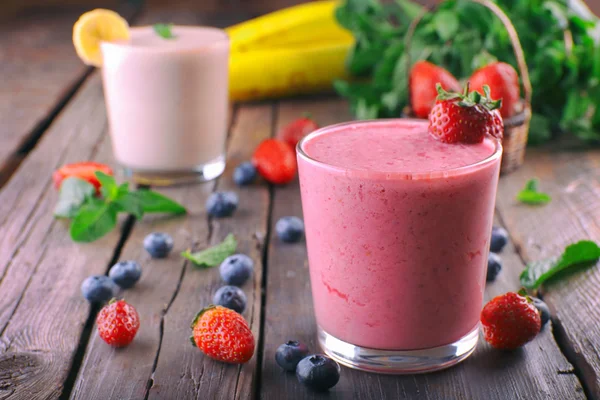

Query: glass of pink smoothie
left=297, top=119, right=502, bottom=374
left=100, top=26, right=229, bottom=185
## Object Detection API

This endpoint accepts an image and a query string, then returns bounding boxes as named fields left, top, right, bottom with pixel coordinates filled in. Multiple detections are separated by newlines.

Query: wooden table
left=1, top=3, right=599, bottom=400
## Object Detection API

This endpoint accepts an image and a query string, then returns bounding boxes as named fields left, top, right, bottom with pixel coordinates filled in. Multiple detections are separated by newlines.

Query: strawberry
left=428, top=84, right=504, bottom=144
left=96, top=299, right=140, bottom=347
left=190, top=305, right=255, bottom=364
left=469, top=62, right=520, bottom=118
left=409, top=61, right=461, bottom=118
left=252, top=139, right=297, bottom=185
left=277, top=115, right=319, bottom=149
left=481, top=291, right=541, bottom=350
left=53, top=162, right=113, bottom=191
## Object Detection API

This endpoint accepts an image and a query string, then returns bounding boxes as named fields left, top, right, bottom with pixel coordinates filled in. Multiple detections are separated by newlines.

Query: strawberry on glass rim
left=428, top=83, right=504, bottom=144
left=53, top=162, right=113, bottom=191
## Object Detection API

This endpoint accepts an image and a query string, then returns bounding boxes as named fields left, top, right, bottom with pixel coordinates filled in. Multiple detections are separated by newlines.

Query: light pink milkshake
left=100, top=26, right=229, bottom=184
left=297, top=119, right=501, bottom=373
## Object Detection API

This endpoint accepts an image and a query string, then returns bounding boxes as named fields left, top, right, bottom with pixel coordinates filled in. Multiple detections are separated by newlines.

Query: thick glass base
left=318, top=325, right=479, bottom=374
left=122, top=155, right=226, bottom=186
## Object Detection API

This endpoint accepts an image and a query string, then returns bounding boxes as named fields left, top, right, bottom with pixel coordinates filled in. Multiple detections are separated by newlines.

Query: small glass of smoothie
left=100, top=26, right=229, bottom=185
left=297, top=119, right=502, bottom=374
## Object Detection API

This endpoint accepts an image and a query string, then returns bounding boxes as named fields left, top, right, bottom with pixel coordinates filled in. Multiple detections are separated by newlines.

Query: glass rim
left=99, top=25, right=229, bottom=53
left=296, top=119, right=503, bottom=180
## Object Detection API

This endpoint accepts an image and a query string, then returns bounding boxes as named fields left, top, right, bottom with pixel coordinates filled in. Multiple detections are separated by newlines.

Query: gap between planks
left=0, top=1, right=143, bottom=189
left=495, top=206, right=595, bottom=400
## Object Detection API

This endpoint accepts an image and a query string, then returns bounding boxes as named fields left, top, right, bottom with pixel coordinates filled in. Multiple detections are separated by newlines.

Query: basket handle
left=404, top=0, right=532, bottom=105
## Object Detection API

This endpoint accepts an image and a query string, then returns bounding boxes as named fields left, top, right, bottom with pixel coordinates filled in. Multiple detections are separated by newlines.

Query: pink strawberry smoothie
left=297, top=120, right=501, bottom=350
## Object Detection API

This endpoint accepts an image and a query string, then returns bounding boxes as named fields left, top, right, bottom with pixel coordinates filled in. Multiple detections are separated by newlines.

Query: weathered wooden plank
left=495, top=147, right=600, bottom=399
left=258, top=98, right=584, bottom=400
left=0, top=74, right=127, bottom=400
left=124, top=104, right=270, bottom=400
left=0, top=3, right=139, bottom=185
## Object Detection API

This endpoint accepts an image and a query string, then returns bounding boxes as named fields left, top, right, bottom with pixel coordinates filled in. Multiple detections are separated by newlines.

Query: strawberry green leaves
left=517, top=178, right=552, bottom=205
left=182, top=234, right=237, bottom=268
left=55, top=172, right=187, bottom=243
left=520, top=241, right=600, bottom=289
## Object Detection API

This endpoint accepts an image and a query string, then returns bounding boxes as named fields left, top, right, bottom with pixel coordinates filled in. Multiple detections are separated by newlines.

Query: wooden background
left=0, top=1, right=600, bottom=399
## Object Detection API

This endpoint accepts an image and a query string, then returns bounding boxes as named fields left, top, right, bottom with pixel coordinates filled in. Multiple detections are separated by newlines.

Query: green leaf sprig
left=55, top=172, right=186, bottom=243
left=516, top=178, right=552, bottom=205
left=181, top=233, right=237, bottom=268
left=334, top=0, right=600, bottom=143
left=153, top=23, right=176, bottom=39
left=520, top=240, right=600, bottom=289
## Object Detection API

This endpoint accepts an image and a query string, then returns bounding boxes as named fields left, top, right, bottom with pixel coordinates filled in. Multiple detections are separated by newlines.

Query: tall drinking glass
left=297, top=119, right=502, bottom=373
left=100, top=26, right=229, bottom=185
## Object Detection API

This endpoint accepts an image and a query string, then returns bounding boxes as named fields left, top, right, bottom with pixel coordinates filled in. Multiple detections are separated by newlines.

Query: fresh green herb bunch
left=334, top=0, right=600, bottom=144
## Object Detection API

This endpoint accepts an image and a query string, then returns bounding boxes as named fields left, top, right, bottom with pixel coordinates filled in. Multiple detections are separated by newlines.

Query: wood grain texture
left=495, top=147, right=600, bottom=398
left=258, top=98, right=584, bottom=400
left=142, top=104, right=271, bottom=400
left=0, top=3, right=139, bottom=185
left=0, top=74, right=126, bottom=400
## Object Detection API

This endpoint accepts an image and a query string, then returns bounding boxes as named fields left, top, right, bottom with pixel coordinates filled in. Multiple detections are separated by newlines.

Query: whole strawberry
left=252, top=139, right=297, bottom=185
left=97, top=299, right=140, bottom=347
left=481, top=291, right=541, bottom=350
left=429, top=84, right=504, bottom=144
left=409, top=61, right=461, bottom=118
left=469, top=62, right=520, bottom=118
left=277, top=115, right=319, bottom=149
left=190, top=305, right=255, bottom=364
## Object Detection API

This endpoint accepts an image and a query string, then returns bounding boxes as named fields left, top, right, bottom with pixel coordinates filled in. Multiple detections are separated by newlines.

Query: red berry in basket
left=469, top=62, right=520, bottom=118
left=53, top=161, right=113, bottom=191
left=190, top=305, right=255, bottom=364
left=252, top=139, right=297, bottom=185
left=97, top=299, right=140, bottom=347
left=277, top=115, right=319, bottom=148
left=409, top=61, right=461, bottom=118
left=428, top=84, right=504, bottom=144
left=481, top=292, right=541, bottom=350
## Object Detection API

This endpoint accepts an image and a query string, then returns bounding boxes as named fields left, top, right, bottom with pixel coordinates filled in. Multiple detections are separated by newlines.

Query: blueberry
left=81, top=275, right=117, bottom=303
left=233, top=162, right=257, bottom=186
left=486, top=252, right=502, bottom=282
left=206, top=192, right=239, bottom=218
left=296, top=354, right=340, bottom=392
left=532, top=297, right=551, bottom=327
left=144, top=232, right=174, bottom=258
left=490, top=226, right=509, bottom=253
left=213, top=285, right=247, bottom=313
left=276, top=216, right=304, bottom=243
left=275, top=340, right=310, bottom=372
left=109, top=261, right=142, bottom=289
left=219, top=254, right=253, bottom=286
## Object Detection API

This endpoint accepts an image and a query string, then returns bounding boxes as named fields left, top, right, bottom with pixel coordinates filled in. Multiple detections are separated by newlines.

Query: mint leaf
left=517, top=178, right=551, bottom=205
left=114, top=192, right=144, bottom=219
left=153, top=23, right=176, bottom=39
left=54, top=177, right=96, bottom=218
left=96, top=171, right=118, bottom=200
left=136, top=189, right=186, bottom=215
left=70, top=199, right=119, bottom=243
left=520, top=240, right=600, bottom=289
left=182, top=234, right=237, bottom=268
left=433, top=10, right=459, bottom=42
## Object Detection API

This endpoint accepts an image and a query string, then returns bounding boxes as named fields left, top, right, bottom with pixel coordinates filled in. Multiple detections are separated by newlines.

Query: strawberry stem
left=436, top=83, right=502, bottom=111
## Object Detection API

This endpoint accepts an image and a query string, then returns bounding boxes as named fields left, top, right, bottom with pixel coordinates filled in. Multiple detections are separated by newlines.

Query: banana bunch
left=226, top=1, right=354, bottom=101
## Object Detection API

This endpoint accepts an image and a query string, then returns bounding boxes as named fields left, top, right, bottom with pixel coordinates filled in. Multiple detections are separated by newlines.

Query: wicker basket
left=403, top=0, right=532, bottom=175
